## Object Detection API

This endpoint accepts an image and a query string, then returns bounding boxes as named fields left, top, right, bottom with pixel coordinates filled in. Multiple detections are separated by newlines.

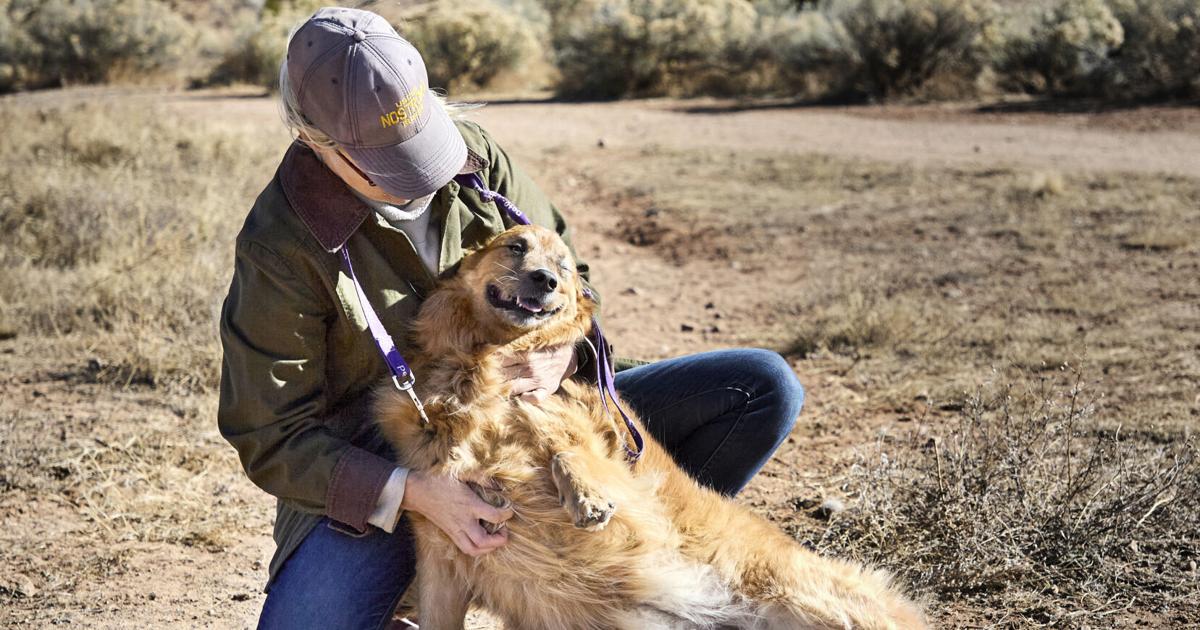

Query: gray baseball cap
left=286, top=7, right=467, bottom=199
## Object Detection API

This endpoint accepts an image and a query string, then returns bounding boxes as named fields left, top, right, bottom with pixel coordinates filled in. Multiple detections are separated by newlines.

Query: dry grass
left=0, top=92, right=286, bottom=391
left=809, top=372, right=1199, bottom=627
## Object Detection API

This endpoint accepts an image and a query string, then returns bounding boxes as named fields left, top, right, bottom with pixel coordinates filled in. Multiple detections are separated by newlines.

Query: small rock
left=707, top=325, right=720, bottom=333
left=231, top=592, right=251, bottom=602
left=621, top=286, right=641, bottom=296
left=596, top=138, right=605, bottom=148
left=680, top=323, right=696, bottom=333
left=148, top=592, right=157, bottom=601
left=1, top=574, right=37, bottom=598
left=704, top=302, right=715, bottom=309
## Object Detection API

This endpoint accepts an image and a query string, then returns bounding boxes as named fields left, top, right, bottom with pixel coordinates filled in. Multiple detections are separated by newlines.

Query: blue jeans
left=258, top=349, right=804, bottom=629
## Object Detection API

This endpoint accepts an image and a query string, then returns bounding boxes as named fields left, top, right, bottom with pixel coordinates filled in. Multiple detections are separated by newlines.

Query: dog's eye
left=507, top=241, right=527, bottom=255
left=558, top=259, right=572, bottom=272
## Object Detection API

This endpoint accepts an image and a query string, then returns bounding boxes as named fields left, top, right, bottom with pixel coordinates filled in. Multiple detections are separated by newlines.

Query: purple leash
left=339, top=173, right=644, bottom=461
left=340, top=246, right=430, bottom=424
left=586, top=309, right=644, bottom=462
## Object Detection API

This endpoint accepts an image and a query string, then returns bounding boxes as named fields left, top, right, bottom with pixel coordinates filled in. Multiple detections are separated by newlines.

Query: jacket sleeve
left=217, top=239, right=395, bottom=533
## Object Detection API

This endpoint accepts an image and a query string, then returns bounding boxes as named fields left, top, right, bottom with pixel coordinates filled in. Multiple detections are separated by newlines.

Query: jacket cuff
left=325, top=446, right=397, bottom=534
left=366, top=467, right=409, bottom=533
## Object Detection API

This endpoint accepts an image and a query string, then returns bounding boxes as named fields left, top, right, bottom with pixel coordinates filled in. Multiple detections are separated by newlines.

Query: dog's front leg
left=551, top=451, right=616, bottom=531
left=414, top=530, right=472, bottom=630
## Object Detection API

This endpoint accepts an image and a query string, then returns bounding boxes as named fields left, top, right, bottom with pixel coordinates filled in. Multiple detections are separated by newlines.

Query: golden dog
left=376, top=225, right=927, bottom=629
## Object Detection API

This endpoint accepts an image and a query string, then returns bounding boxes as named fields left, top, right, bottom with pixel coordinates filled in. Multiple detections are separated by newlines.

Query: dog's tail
left=749, top=547, right=929, bottom=630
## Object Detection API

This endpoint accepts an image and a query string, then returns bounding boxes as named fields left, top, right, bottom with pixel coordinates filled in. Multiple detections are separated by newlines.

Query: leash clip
left=393, top=374, right=430, bottom=425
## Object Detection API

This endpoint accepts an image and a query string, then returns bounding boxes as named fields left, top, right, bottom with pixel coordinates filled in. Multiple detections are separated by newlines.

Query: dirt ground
left=2, top=90, right=1197, bottom=628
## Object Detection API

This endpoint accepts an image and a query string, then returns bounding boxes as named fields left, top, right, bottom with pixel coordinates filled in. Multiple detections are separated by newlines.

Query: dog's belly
left=418, top=406, right=745, bottom=629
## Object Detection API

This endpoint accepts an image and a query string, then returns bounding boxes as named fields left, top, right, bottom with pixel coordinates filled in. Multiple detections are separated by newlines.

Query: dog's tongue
left=517, top=297, right=543, bottom=313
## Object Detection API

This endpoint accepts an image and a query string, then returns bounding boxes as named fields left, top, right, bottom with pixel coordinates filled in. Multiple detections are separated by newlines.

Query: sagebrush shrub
left=0, top=0, right=193, bottom=91
left=552, top=0, right=758, bottom=98
left=398, top=0, right=545, bottom=93
left=758, top=7, right=857, bottom=97
left=206, top=0, right=323, bottom=89
left=992, top=0, right=1124, bottom=96
left=1104, top=0, right=1200, bottom=100
left=825, top=0, right=989, bottom=100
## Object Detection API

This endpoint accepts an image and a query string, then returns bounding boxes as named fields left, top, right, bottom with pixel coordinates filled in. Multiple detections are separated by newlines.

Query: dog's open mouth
left=487, top=284, right=561, bottom=319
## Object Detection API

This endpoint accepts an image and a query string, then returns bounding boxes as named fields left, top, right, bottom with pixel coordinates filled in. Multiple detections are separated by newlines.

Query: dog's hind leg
left=550, top=451, right=616, bottom=531
left=413, top=532, right=472, bottom=630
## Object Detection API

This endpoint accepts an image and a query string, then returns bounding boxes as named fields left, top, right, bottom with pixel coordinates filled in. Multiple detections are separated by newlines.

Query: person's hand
left=401, top=470, right=514, bottom=557
left=501, top=343, right=578, bottom=402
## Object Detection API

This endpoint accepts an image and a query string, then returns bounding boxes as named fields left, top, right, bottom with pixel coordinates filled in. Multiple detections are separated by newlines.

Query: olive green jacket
left=217, top=121, right=612, bottom=586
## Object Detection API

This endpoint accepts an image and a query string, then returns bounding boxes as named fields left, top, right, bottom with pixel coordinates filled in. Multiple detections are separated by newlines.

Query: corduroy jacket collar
left=277, top=141, right=488, bottom=253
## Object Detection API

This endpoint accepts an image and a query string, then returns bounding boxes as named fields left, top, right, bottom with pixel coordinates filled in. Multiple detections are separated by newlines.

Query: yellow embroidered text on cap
left=380, top=84, right=426, bottom=129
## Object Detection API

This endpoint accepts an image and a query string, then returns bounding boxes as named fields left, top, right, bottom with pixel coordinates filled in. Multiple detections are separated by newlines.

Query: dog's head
left=419, top=225, right=593, bottom=352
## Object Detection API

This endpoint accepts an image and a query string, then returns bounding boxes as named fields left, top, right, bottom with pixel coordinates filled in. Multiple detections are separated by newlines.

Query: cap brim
left=343, top=102, right=468, bottom=200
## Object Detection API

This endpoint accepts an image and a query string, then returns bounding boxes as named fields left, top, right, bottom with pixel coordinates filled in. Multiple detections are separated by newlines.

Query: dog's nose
left=529, top=268, right=558, bottom=292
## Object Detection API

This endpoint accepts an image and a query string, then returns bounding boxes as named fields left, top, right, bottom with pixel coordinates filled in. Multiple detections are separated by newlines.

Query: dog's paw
left=550, top=452, right=616, bottom=531
left=567, top=494, right=616, bottom=531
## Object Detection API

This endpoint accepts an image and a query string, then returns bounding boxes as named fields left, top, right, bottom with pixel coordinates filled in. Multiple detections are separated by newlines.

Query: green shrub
left=992, top=0, right=1124, bottom=96
left=1105, top=0, right=1200, bottom=100
left=552, top=0, right=758, bottom=98
left=0, top=0, right=193, bottom=91
left=398, top=0, right=546, bottom=94
left=826, top=0, right=989, bottom=100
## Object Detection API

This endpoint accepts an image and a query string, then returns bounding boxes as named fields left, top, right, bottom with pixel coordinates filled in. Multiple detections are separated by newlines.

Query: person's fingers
left=463, top=522, right=507, bottom=554
left=520, top=388, right=549, bottom=403
left=453, top=530, right=484, bottom=557
left=498, top=350, right=530, bottom=369
left=476, top=501, right=515, bottom=524
left=510, top=377, right=539, bottom=397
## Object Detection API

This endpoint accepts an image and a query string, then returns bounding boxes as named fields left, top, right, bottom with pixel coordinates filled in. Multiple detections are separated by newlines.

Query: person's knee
left=738, top=348, right=805, bottom=432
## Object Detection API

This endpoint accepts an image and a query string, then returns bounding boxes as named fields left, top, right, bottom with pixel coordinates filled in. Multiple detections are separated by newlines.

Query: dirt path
left=470, top=99, right=1200, bottom=178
